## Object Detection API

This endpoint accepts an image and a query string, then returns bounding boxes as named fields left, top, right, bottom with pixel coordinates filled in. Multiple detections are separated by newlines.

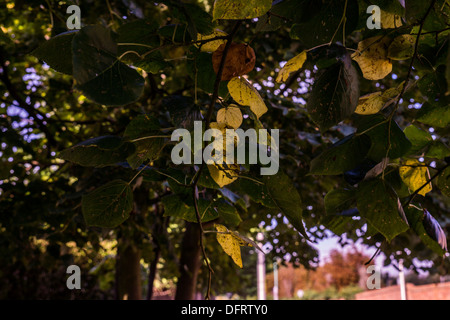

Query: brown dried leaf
left=212, top=43, right=256, bottom=81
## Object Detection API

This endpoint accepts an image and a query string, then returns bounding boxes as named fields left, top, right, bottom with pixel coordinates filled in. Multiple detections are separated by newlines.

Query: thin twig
left=190, top=21, right=242, bottom=300
left=382, top=0, right=437, bottom=179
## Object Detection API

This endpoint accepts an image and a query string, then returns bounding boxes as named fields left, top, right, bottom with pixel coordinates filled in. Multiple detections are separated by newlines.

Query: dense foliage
left=0, top=0, right=449, bottom=299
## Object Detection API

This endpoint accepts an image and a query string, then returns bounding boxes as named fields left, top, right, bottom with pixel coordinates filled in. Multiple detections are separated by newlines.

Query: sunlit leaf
left=352, top=36, right=393, bottom=80
left=217, top=105, right=243, bottom=129
left=355, top=81, right=404, bottom=115
left=399, top=159, right=432, bottom=196
left=215, top=224, right=244, bottom=268
left=228, top=76, right=268, bottom=119
left=197, top=29, right=228, bottom=52
left=207, top=163, right=239, bottom=188
left=276, top=50, right=307, bottom=83
left=212, top=0, right=272, bottom=20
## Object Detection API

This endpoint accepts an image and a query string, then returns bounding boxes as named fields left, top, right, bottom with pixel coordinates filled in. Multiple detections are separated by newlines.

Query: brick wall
left=355, top=282, right=450, bottom=300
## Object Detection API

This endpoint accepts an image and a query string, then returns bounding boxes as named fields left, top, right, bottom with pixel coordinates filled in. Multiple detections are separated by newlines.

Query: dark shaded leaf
left=123, top=115, right=164, bottom=169
left=72, top=25, right=144, bottom=106
left=354, top=114, right=412, bottom=161
left=264, top=170, right=308, bottom=238
left=82, top=180, right=133, bottom=228
left=290, top=0, right=359, bottom=47
left=438, top=166, right=450, bottom=197
left=32, top=31, right=77, bottom=75
left=59, top=136, right=136, bottom=167
left=307, top=56, right=360, bottom=132
left=310, top=134, right=371, bottom=175
left=357, top=179, right=409, bottom=241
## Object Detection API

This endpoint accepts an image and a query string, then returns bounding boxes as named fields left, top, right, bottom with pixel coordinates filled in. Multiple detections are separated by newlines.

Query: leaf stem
left=190, top=20, right=242, bottom=300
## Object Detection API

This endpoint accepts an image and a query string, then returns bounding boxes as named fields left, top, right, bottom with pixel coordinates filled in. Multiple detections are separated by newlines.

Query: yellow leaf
left=207, top=163, right=239, bottom=187
left=399, top=159, right=432, bottom=196
left=355, top=81, right=404, bottom=114
left=352, top=36, right=393, bottom=80
left=388, top=34, right=416, bottom=60
left=228, top=77, right=268, bottom=119
left=197, top=29, right=228, bottom=52
left=217, top=104, right=243, bottom=129
left=215, top=224, right=243, bottom=268
left=380, top=10, right=403, bottom=29
left=276, top=50, right=307, bottom=83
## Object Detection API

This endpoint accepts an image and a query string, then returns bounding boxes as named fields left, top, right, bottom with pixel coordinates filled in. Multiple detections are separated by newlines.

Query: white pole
left=398, top=259, right=407, bottom=300
left=256, top=232, right=266, bottom=300
left=273, top=259, right=279, bottom=300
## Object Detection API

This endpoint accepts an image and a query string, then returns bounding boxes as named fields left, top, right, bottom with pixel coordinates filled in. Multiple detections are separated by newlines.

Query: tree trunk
left=175, top=222, right=202, bottom=300
left=147, top=245, right=160, bottom=300
left=116, top=242, right=142, bottom=300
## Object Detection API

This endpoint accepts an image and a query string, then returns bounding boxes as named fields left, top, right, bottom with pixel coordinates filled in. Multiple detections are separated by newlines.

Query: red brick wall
left=355, top=282, right=450, bottom=300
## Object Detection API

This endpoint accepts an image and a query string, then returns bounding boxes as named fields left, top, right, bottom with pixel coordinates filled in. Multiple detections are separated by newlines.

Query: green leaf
left=355, top=114, right=412, bottom=161
left=255, top=0, right=308, bottom=32
left=187, top=51, right=229, bottom=96
left=59, top=136, right=136, bottom=167
left=417, top=69, right=448, bottom=101
left=212, top=0, right=272, bottom=20
left=72, top=25, right=144, bottom=106
left=82, top=180, right=133, bottom=228
left=307, top=58, right=360, bottom=132
left=263, top=170, right=308, bottom=238
left=163, top=95, right=202, bottom=130
left=357, top=179, right=409, bottom=242
left=123, top=115, right=164, bottom=169
left=416, top=101, right=450, bottom=128
left=158, top=24, right=192, bottom=43
left=426, top=141, right=450, bottom=159
left=403, top=125, right=433, bottom=155
left=324, top=188, right=356, bottom=215
left=320, top=215, right=360, bottom=236
left=162, top=195, right=218, bottom=223
left=172, top=3, right=216, bottom=38
left=216, top=200, right=242, bottom=227
left=117, top=19, right=160, bottom=57
left=309, top=134, right=371, bottom=175
left=290, top=0, right=359, bottom=47
left=406, top=207, right=447, bottom=255
left=235, top=178, right=276, bottom=208
left=32, top=31, right=77, bottom=75
left=437, top=166, right=450, bottom=197
left=387, top=34, right=416, bottom=60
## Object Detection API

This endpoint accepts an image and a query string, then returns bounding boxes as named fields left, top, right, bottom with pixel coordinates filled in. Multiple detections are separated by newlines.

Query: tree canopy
left=0, top=0, right=449, bottom=300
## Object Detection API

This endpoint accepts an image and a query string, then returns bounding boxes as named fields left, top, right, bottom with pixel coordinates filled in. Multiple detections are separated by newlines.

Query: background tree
left=0, top=0, right=449, bottom=300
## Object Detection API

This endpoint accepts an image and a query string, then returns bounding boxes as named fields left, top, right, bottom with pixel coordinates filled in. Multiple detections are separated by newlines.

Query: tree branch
left=190, top=20, right=242, bottom=300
